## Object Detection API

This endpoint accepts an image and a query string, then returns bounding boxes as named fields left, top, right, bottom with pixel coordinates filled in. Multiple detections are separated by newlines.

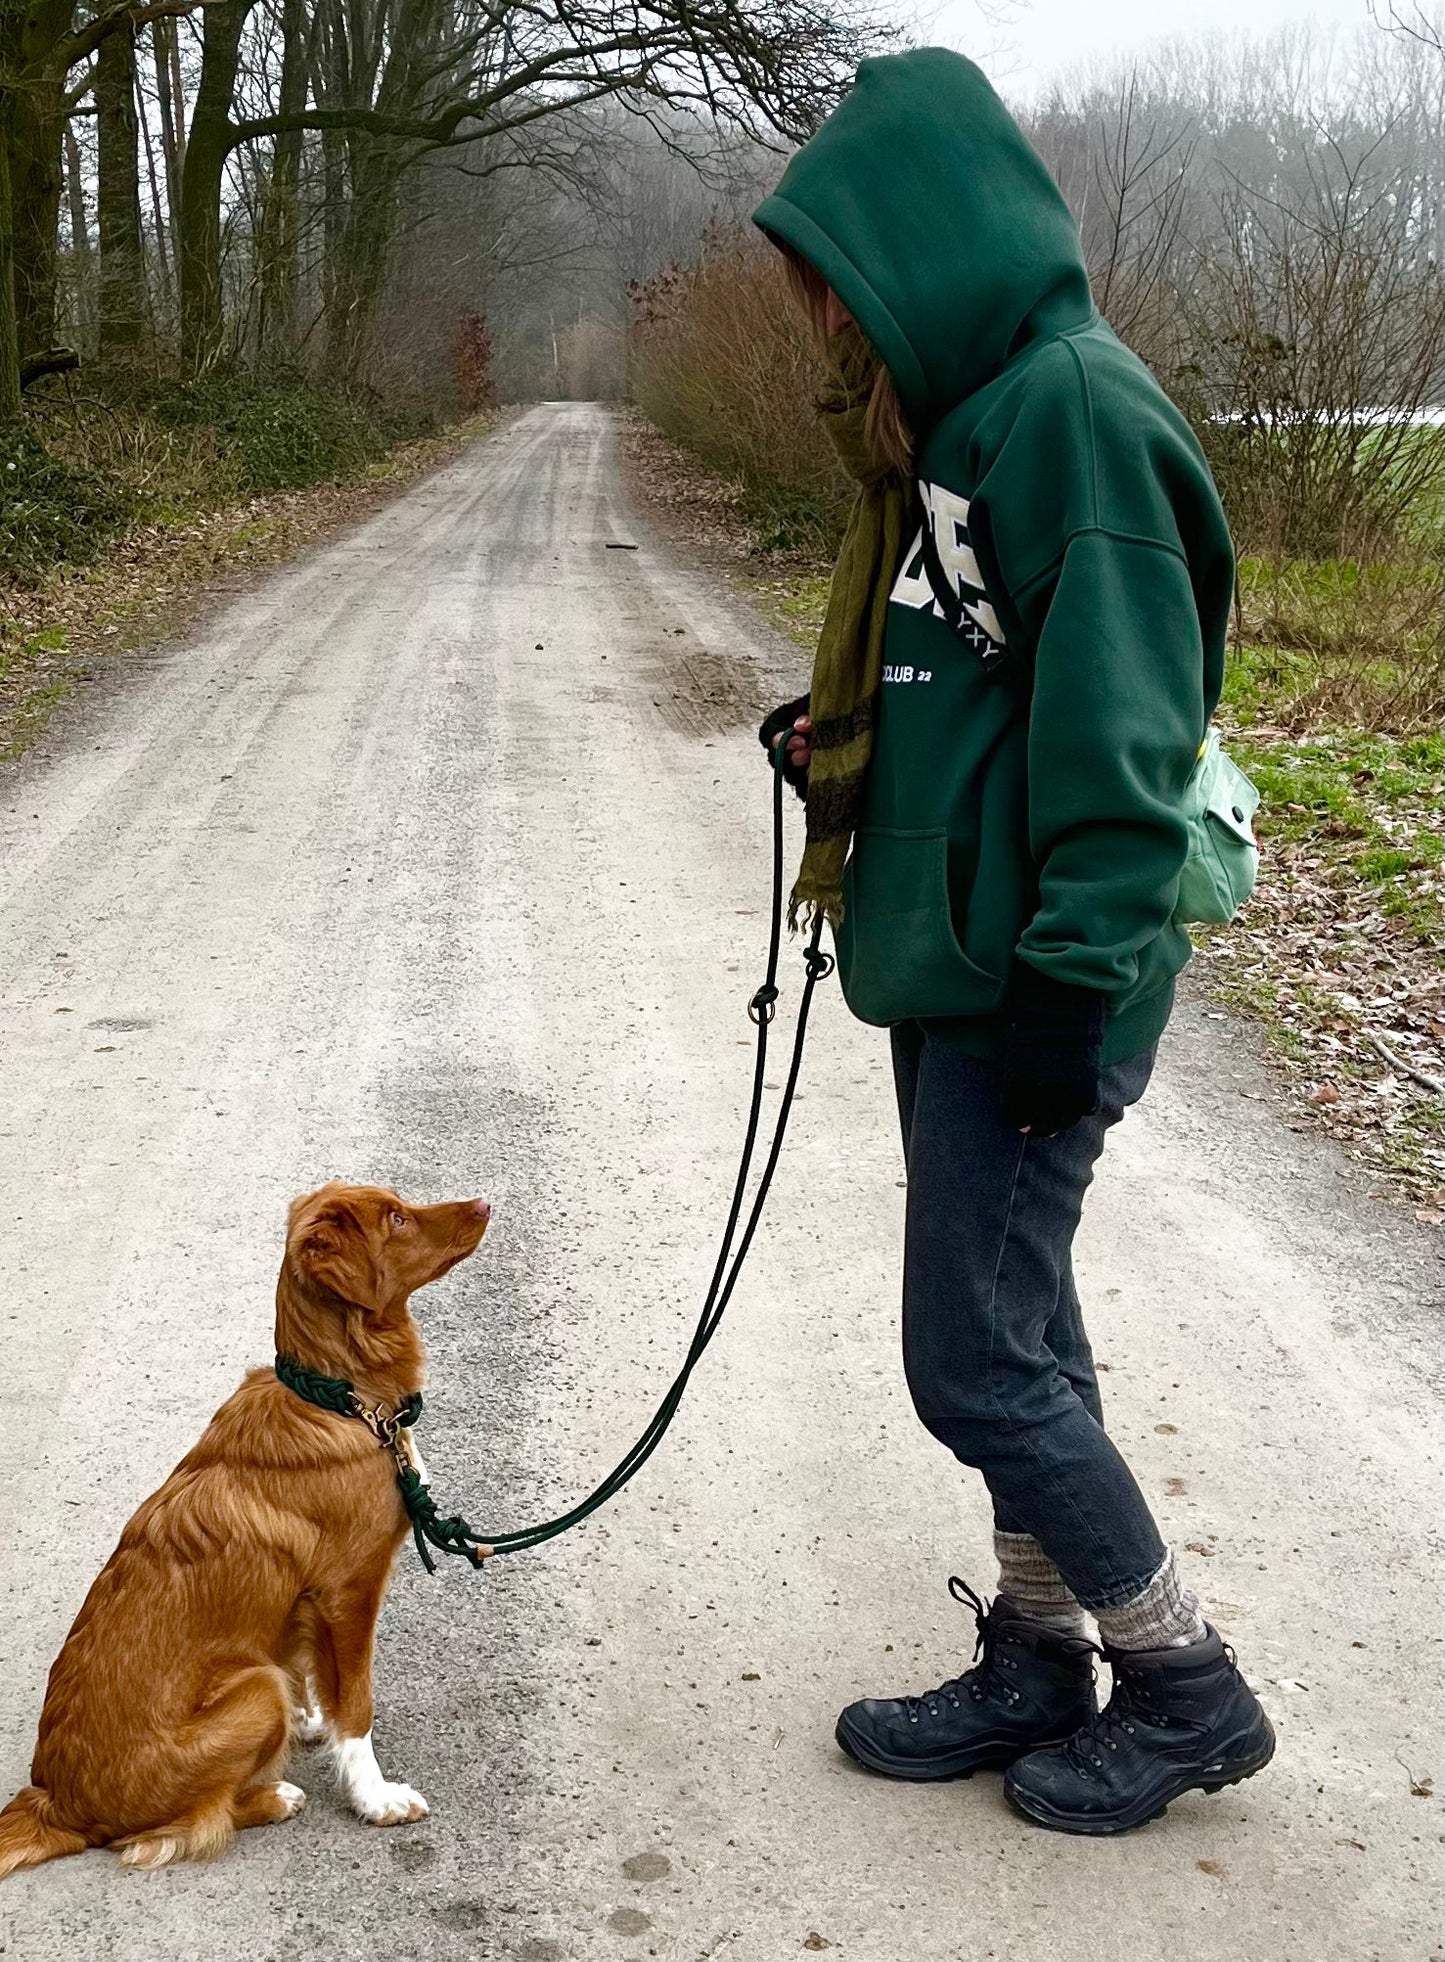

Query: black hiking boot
left=1004, top=1627, right=1275, bottom=1835
left=834, top=1578, right=1097, bottom=1782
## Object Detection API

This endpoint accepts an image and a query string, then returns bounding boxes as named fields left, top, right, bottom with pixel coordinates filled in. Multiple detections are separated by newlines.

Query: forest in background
left=0, top=0, right=879, bottom=589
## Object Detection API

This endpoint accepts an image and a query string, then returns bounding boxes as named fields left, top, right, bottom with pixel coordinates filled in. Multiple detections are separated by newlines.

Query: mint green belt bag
left=1174, top=728, right=1260, bottom=925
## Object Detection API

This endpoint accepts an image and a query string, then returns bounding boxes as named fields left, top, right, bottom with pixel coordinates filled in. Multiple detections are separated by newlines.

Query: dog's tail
left=0, top=1786, right=87, bottom=1882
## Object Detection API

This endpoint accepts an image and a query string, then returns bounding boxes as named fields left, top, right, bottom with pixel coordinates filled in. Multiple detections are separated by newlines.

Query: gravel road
left=0, top=403, right=1439, bottom=1962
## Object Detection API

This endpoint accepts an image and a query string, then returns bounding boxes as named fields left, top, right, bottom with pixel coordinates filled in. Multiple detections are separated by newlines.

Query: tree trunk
left=178, top=0, right=250, bottom=371
left=63, top=120, right=93, bottom=348
left=64, top=122, right=89, bottom=265
left=135, top=50, right=174, bottom=318
left=153, top=17, right=185, bottom=249
left=6, top=62, right=64, bottom=359
left=95, top=26, right=147, bottom=356
left=256, top=0, right=307, bottom=364
left=0, top=85, right=19, bottom=420
left=322, top=138, right=403, bottom=384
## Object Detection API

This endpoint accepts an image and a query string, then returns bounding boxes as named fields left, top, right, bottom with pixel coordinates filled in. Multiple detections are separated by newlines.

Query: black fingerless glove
left=1000, top=966, right=1107, bottom=1137
left=758, top=695, right=811, bottom=801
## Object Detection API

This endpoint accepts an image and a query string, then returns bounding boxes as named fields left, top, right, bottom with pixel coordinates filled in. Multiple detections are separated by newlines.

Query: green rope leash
left=275, top=1354, right=484, bottom=1572
left=273, top=746, right=830, bottom=1576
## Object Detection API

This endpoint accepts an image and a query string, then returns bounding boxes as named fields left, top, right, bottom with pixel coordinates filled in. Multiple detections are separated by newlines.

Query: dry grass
left=1232, top=554, right=1441, bottom=732
left=629, top=230, right=852, bottom=553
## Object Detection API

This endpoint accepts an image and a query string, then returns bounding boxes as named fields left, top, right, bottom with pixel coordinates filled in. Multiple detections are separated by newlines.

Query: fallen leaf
left=803, top=1936, right=832, bottom=1952
left=1154, top=1422, right=1179, bottom=1434
left=1196, top=1859, right=1224, bottom=1877
left=1396, top=1753, right=1434, bottom=1797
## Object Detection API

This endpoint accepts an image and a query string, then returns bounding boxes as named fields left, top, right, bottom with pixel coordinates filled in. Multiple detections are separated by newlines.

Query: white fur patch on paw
left=333, top=1731, right=428, bottom=1826
left=118, top=1835, right=180, bottom=1869
left=294, top=1701, right=328, bottom=1745
left=274, top=1781, right=306, bottom=1817
left=358, top=1780, right=428, bottom=1826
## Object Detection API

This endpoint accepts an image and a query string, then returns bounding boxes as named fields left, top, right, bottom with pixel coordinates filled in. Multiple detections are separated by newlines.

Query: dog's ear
left=294, top=1203, right=379, bottom=1308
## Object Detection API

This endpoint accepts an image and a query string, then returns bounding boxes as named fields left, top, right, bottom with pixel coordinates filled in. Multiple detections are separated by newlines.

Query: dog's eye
left=390, top=1210, right=410, bottom=1231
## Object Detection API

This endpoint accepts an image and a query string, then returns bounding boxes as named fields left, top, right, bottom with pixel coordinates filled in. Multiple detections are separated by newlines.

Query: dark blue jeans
left=892, top=1021, right=1165, bottom=1610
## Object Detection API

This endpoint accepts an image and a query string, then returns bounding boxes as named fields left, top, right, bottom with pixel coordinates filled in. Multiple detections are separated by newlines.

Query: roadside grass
left=623, top=408, right=1444, bottom=1214
left=1232, top=554, right=1439, bottom=730
left=751, top=568, right=831, bottom=652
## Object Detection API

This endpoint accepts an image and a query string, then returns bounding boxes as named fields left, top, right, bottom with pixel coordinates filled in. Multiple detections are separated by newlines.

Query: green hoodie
left=753, top=49, right=1234, bottom=1062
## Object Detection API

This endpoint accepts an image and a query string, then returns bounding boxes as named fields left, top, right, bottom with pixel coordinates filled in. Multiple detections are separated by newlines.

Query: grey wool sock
left=993, top=1530, right=1088, bottom=1636
left=1094, top=1547, right=1208, bottom=1651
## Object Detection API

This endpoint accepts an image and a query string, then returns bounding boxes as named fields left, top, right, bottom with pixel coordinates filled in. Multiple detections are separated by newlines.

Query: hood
left=753, top=48, right=1094, bottom=435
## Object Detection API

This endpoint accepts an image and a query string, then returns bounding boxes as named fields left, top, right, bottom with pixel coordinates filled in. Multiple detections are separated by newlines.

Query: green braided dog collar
left=275, top=1352, right=423, bottom=1428
left=274, top=1353, right=491, bottom=1573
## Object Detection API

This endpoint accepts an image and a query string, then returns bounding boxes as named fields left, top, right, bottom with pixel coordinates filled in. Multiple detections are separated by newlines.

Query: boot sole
left=835, top=1714, right=1081, bottom=1784
left=1004, top=1723, right=1276, bottom=1836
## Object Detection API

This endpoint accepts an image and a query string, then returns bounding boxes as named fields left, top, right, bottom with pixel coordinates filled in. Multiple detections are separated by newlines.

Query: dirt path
left=0, top=403, right=1438, bottom=1962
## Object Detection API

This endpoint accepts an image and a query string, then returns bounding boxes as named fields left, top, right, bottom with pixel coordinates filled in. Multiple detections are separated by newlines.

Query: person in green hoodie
left=752, top=48, right=1274, bottom=1836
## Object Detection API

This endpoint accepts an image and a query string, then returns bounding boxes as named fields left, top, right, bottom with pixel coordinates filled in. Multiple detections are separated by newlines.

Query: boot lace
left=1061, top=1655, right=1211, bottom=1776
left=900, top=1577, right=1043, bottom=1724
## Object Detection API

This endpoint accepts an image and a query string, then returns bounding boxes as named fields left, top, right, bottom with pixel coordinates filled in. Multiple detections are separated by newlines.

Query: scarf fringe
left=788, top=883, right=844, bottom=935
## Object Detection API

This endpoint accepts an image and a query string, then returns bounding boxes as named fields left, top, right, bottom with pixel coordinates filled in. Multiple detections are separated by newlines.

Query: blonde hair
left=781, top=246, right=914, bottom=478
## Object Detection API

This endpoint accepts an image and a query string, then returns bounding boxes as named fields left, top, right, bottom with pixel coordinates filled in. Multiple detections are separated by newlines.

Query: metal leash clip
left=349, top=1396, right=416, bottom=1480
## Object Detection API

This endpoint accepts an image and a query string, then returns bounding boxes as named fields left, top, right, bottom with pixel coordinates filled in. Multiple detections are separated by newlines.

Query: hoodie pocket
left=836, top=827, right=1006, bottom=1027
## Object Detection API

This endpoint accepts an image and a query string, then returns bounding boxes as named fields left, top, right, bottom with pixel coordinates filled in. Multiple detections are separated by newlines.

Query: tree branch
left=57, top=0, right=226, bottom=76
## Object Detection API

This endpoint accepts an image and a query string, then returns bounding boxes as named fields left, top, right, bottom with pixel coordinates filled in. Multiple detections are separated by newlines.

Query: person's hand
left=1000, top=967, right=1107, bottom=1137
left=776, top=714, right=813, bottom=774
left=758, top=696, right=812, bottom=800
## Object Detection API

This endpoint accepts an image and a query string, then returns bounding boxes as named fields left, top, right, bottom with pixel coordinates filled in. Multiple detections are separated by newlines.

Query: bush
left=4, top=370, right=445, bottom=589
left=1180, top=402, right=1445, bottom=567
left=629, top=229, right=852, bottom=553
left=154, top=379, right=388, bottom=492
left=453, top=313, right=499, bottom=415
left=0, top=423, right=134, bottom=586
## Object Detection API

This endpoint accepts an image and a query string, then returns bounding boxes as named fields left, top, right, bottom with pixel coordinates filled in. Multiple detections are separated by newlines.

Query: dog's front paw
left=274, top=1781, right=307, bottom=1817
left=355, top=1781, right=428, bottom=1827
left=333, top=1732, right=428, bottom=1827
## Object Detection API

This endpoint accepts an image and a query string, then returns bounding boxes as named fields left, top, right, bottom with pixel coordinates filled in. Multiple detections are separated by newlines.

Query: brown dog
left=0, top=1181, right=489, bottom=1878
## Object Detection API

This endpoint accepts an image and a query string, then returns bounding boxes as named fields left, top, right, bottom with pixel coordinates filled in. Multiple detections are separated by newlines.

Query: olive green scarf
left=792, top=329, right=912, bottom=929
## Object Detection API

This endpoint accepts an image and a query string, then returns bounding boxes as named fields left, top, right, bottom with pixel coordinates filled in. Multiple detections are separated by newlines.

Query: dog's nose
left=471, top=1198, right=491, bottom=1223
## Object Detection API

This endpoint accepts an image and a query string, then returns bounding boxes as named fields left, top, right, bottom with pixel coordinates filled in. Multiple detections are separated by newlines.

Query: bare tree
left=96, top=20, right=147, bottom=353
left=174, top=0, right=885, bottom=371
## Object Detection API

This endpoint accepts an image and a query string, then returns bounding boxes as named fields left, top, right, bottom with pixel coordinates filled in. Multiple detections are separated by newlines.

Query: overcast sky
left=919, top=0, right=1382, bottom=97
